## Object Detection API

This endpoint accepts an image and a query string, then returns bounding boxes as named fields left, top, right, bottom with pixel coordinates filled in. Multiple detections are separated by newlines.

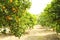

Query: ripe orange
left=10, top=0, right=13, bottom=3
left=12, top=7, right=15, bottom=11
left=2, top=6, right=5, bottom=10
left=12, top=7, right=17, bottom=13
left=6, top=16, right=12, bottom=20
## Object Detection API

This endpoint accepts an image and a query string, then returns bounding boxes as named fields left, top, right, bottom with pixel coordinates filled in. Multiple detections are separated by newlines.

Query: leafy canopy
left=38, top=0, right=60, bottom=33
left=0, top=0, right=37, bottom=37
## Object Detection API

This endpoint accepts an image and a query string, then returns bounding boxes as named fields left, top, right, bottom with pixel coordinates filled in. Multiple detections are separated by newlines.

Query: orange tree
left=0, top=0, right=37, bottom=37
left=38, top=0, right=60, bottom=33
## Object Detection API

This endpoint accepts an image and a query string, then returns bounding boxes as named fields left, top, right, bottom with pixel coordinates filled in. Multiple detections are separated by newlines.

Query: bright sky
left=29, top=0, right=52, bottom=15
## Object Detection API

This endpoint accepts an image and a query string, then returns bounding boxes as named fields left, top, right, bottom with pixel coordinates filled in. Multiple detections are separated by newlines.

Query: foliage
left=0, top=0, right=37, bottom=37
left=38, top=0, right=60, bottom=33
left=20, top=12, right=37, bottom=29
left=10, top=11, right=37, bottom=37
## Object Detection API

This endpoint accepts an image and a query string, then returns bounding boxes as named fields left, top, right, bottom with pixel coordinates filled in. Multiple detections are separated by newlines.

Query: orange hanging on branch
left=10, top=0, right=13, bottom=3
left=2, top=6, right=6, bottom=10
left=12, top=7, right=15, bottom=12
left=6, top=16, right=12, bottom=20
left=12, top=7, right=18, bottom=13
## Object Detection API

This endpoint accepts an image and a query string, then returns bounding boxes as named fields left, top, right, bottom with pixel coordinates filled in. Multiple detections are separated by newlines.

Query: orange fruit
left=12, top=7, right=16, bottom=11
left=12, top=8, right=16, bottom=11
left=6, top=16, right=12, bottom=20
left=12, top=7, right=18, bottom=13
left=10, top=0, right=13, bottom=3
left=2, top=6, right=5, bottom=10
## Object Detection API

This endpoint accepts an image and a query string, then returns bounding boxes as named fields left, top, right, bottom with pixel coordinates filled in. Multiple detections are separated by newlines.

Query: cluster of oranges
left=2, top=6, right=18, bottom=21
left=2, top=6, right=18, bottom=13
left=2, top=0, right=19, bottom=21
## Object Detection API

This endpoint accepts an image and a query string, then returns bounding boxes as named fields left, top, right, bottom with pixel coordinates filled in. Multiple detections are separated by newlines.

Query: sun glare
left=29, top=0, right=52, bottom=15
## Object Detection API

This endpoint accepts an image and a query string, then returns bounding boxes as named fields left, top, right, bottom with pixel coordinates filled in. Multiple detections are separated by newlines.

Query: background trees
left=38, top=0, right=60, bottom=33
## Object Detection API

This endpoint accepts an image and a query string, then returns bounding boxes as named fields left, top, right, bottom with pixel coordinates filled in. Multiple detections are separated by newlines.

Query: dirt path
left=0, top=25, right=57, bottom=40
left=20, top=25, right=56, bottom=40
